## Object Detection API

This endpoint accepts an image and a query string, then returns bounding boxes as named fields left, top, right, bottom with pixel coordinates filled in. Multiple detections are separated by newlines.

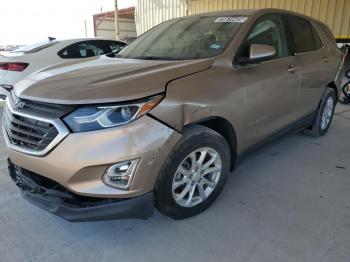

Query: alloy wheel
left=172, top=147, right=222, bottom=208
left=320, top=96, right=334, bottom=130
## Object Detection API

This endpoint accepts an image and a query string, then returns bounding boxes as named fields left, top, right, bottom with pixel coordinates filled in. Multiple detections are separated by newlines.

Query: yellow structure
left=135, top=0, right=350, bottom=39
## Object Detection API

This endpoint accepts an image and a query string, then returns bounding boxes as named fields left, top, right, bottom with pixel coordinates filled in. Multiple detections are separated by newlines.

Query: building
left=93, top=7, right=137, bottom=43
left=134, top=0, right=350, bottom=41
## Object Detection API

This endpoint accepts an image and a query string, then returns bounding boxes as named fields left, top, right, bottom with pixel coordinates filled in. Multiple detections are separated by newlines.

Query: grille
left=17, top=99, right=76, bottom=118
left=3, top=104, right=60, bottom=152
left=10, top=92, right=75, bottom=118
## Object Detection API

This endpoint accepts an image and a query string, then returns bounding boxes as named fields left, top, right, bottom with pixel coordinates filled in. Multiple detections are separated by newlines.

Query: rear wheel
left=155, top=125, right=230, bottom=219
left=304, top=88, right=336, bottom=137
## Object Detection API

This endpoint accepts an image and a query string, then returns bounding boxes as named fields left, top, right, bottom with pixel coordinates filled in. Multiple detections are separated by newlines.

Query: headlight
left=63, top=94, right=163, bottom=132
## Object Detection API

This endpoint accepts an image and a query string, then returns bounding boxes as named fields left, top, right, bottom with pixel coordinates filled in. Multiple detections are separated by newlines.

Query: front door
left=236, top=14, right=300, bottom=147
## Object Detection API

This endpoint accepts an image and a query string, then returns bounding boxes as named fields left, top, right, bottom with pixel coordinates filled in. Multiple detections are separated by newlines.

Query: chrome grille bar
left=2, top=98, right=70, bottom=156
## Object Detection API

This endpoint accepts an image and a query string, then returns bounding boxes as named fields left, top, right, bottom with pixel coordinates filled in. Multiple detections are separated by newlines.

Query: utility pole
left=84, top=20, right=88, bottom=37
left=185, top=0, right=189, bottom=15
left=114, top=0, right=120, bottom=40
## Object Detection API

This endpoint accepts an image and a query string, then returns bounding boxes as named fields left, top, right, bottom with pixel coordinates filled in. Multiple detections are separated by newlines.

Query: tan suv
left=3, top=9, right=343, bottom=221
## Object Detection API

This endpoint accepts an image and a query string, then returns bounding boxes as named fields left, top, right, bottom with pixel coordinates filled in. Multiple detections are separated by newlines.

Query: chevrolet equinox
left=3, top=9, right=343, bottom=221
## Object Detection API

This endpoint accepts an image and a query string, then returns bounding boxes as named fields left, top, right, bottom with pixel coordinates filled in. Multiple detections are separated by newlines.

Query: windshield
left=12, top=40, right=58, bottom=54
left=118, top=15, right=248, bottom=60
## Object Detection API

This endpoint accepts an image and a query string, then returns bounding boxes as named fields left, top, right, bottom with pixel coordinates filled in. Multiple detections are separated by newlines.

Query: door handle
left=323, top=56, right=328, bottom=62
left=287, top=66, right=297, bottom=73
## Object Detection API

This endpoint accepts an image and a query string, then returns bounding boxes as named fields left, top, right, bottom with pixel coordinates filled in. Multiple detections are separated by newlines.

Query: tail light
left=0, top=63, right=29, bottom=72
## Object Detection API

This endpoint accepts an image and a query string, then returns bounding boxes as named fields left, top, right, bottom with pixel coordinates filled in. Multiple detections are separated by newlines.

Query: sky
left=0, top=0, right=136, bottom=45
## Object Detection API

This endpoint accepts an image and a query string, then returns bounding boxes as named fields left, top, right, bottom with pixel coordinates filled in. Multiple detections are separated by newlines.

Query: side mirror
left=237, top=44, right=276, bottom=65
left=249, top=44, right=276, bottom=61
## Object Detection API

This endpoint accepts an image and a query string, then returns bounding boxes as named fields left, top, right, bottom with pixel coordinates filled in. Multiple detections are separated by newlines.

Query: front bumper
left=6, top=115, right=181, bottom=198
left=8, top=160, right=153, bottom=221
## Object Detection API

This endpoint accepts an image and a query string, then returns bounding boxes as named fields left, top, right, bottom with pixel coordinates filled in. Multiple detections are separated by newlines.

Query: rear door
left=287, top=16, right=331, bottom=119
left=236, top=14, right=300, bottom=146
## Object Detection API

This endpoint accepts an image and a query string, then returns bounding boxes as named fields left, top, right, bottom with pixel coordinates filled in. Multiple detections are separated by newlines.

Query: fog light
left=103, top=159, right=140, bottom=190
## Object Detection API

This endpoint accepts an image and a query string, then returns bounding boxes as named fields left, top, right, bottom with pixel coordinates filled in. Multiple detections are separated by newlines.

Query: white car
left=0, top=38, right=126, bottom=98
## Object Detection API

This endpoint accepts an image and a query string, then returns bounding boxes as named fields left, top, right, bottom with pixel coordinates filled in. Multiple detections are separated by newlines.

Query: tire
left=155, top=125, right=231, bottom=219
left=303, top=88, right=336, bottom=137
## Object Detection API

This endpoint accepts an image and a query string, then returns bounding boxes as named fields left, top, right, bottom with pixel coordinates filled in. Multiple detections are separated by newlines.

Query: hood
left=15, top=56, right=213, bottom=104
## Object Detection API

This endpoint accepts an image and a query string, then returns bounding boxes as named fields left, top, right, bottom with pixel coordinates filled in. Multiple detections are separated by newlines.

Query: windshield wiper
left=133, top=56, right=164, bottom=60
left=131, top=55, right=183, bottom=60
left=108, top=54, right=155, bottom=59
left=110, top=54, right=182, bottom=60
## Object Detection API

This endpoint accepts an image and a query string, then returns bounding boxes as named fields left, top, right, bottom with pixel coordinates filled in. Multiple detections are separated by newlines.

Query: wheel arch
left=186, top=116, right=237, bottom=171
left=327, top=81, right=338, bottom=101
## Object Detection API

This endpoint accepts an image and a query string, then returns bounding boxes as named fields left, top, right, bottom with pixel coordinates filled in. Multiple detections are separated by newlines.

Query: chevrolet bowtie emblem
left=14, top=99, right=25, bottom=109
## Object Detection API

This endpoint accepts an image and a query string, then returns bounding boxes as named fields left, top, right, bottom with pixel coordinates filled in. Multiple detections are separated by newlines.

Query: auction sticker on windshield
left=214, top=16, right=248, bottom=23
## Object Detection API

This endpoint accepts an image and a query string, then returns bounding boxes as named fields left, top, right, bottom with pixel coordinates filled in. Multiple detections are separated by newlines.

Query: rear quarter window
left=318, top=22, right=337, bottom=46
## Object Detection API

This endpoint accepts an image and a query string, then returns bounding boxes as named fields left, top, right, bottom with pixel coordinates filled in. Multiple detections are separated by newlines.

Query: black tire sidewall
left=317, top=89, right=336, bottom=136
left=155, top=126, right=231, bottom=219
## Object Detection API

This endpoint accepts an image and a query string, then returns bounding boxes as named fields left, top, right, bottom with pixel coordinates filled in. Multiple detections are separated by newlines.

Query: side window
left=107, top=41, right=125, bottom=53
left=58, top=44, right=79, bottom=58
left=239, top=14, right=289, bottom=60
left=79, top=43, right=105, bottom=57
left=58, top=41, right=110, bottom=59
left=288, top=16, right=323, bottom=53
left=312, top=27, right=323, bottom=50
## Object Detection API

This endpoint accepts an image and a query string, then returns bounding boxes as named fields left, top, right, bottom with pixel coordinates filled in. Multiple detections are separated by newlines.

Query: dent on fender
left=151, top=99, right=214, bottom=131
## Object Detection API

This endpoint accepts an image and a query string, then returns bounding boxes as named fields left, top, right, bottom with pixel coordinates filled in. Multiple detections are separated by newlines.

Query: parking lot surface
left=0, top=105, right=349, bottom=262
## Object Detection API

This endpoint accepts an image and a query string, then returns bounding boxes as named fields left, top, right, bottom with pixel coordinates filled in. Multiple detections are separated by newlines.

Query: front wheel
left=155, top=125, right=231, bottom=219
left=304, top=88, right=336, bottom=137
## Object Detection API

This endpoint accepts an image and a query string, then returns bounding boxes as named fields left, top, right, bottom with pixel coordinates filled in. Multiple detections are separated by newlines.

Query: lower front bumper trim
left=22, top=191, right=154, bottom=222
left=8, top=159, right=154, bottom=222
